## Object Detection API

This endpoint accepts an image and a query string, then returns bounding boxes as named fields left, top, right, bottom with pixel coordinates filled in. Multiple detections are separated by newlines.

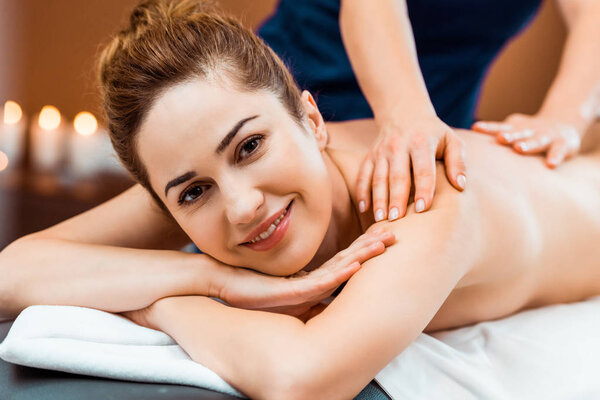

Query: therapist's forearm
left=339, top=0, right=435, bottom=123
left=0, top=237, right=225, bottom=318
left=538, top=0, right=600, bottom=135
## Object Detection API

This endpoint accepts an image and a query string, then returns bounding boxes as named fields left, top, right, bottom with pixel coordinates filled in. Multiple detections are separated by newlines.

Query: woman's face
left=137, top=76, right=333, bottom=275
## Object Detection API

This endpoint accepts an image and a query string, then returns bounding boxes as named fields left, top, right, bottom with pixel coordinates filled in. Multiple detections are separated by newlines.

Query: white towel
left=2, top=297, right=600, bottom=399
left=0, top=305, right=244, bottom=397
left=374, top=295, right=600, bottom=399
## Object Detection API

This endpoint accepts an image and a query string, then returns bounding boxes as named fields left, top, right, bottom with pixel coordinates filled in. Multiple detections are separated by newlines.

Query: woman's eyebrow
left=164, top=114, right=260, bottom=197
left=215, top=114, right=259, bottom=154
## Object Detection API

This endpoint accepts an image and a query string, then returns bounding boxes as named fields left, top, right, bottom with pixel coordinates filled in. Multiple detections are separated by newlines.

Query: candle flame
left=74, top=111, right=98, bottom=136
left=0, top=151, right=8, bottom=172
left=3, top=101, right=22, bottom=125
left=38, top=105, right=61, bottom=130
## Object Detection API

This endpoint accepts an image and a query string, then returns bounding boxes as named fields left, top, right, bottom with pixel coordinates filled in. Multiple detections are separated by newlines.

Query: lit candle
left=0, top=150, right=9, bottom=172
left=0, top=100, right=25, bottom=169
left=69, top=111, right=100, bottom=176
left=31, top=105, right=65, bottom=172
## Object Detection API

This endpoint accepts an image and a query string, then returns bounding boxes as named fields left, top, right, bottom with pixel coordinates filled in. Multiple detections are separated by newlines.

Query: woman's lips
left=241, top=200, right=293, bottom=251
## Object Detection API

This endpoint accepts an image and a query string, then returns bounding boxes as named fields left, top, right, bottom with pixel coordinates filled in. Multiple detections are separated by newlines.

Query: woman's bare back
left=325, top=119, right=600, bottom=331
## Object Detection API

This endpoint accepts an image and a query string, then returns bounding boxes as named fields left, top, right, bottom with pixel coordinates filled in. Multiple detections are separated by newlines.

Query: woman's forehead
left=136, top=78, right=291, bottom=191
left=138, top=79, right=283, bottom=155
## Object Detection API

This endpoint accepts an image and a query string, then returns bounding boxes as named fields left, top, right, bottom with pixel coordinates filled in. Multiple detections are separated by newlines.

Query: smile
left=241, top=200, right=293, bottom=251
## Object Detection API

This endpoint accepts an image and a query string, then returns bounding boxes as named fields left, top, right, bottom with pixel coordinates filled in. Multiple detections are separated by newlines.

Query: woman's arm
left=138, top=189, right=481, bottom=399
left=339, top=0, right=466, bottom=221
left=0, top=184, right=224, bottom=318
left=0, top=184, right=377, bottom=319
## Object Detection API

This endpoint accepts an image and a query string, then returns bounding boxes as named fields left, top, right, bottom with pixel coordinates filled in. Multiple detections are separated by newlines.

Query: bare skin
left=325, top=118, right=600, bottom=332
left=122, top=85, right=600, bottom=399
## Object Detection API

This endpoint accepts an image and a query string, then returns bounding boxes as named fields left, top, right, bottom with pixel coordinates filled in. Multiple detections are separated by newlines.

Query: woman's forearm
left=339, top=0, right=435, bottom=122
left=0, top=236, right=225, bottom=318
left=148, top=296, right=307, bottom=400
left=538, top=0, right=600, bottom=135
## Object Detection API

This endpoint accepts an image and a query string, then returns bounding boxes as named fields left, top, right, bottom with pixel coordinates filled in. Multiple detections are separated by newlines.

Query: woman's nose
left=223, top=186, right=264, bottom=225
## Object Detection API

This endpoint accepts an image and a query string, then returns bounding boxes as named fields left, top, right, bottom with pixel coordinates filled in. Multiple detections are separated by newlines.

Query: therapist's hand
left=472, top=113, right=582, bottom=168
left=357, top=115, right=467, bottom=221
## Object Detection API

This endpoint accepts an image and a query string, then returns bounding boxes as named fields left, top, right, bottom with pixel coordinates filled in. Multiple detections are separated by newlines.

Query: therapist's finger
left=545, top=141, right=569, bottom=168
left=443, top=134, right=467, bottom=191
left=513, top=135, right=551, bottom=154
left=387, top=152, right=411, bottom=220
left=371, top=157, right=390, bottom=221
left=471, top=121, right=513, bottom=134
left=497, top=129, right=535, bottom=145
left=410, top=143, right=436, bottom=213
left=356, top=154, right=374, bottom=214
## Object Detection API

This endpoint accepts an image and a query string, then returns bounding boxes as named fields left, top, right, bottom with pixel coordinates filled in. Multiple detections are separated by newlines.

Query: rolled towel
left=0, top=305, right=243, bottom=397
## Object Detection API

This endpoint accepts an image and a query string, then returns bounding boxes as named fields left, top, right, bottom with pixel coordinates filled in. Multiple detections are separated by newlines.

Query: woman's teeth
left=248, top=207, right=288, bottom=244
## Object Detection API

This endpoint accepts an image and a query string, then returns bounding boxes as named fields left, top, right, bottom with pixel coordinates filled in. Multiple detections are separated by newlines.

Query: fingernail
left=359, top=200, right=366, bottom=213
left=548, top=157, right=559, bottom=166
left=501, top=133, right=511, bottom=142
left=388, top=207, right=399, bottom=221
left=519, top=142, right=529, bottom=151
left=415, top=199, right=425, bottom=213
left=457, top=174, right=466, bottom=189
left=375, top=209, right=385, bottom=221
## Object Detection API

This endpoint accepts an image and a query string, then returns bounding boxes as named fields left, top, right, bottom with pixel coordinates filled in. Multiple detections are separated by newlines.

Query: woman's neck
left=302, top=148, right=364, bottom=272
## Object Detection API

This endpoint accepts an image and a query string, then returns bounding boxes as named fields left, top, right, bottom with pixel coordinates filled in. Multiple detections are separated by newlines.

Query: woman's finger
left=333, top=230, right=395, bottom=261
left=307, top=233, right=395, bottom=293
left=497, top=129, right=535, bottom=145
left=471, top=121, right=513, bottom=134
left=545, top=141, right=569, bottom=168
left=409, top=142, right=436, bottom=213
left=513, top=135, right=551, bottom=154
left=371, top=156, right=390, bottom=221
left=387, top=152, right=411, bottom=221
left=356, top=155, right=375, bottom=213
left=443, top=134, right=467, bottom=191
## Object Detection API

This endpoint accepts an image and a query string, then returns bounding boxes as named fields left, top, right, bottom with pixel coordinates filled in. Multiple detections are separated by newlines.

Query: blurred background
left=0, top=0, right=586, bottom=249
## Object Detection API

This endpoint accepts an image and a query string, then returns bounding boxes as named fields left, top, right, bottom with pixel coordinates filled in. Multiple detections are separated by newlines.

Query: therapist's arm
left=137, top=195, right=480, bottom=399
left=473, top=0, right=600, bottom=166
left=339, top=0, right=467, bottom=222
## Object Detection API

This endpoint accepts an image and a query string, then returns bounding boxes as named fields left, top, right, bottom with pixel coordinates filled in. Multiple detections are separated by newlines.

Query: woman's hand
left=472, top=113, right=582, bottom=168
left=220, top=229, right=397, bottom=318
left=356, top=115, right=467, bottom=222
left=122, top=230, right=396, bottom=326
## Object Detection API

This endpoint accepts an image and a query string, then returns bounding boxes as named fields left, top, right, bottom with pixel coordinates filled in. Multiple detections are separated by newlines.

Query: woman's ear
left=301, top=90, right=328, bottom=151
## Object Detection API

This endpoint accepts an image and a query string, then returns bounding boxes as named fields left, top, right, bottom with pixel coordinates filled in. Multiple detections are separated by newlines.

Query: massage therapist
left=258, top=0, right=600, bottom=221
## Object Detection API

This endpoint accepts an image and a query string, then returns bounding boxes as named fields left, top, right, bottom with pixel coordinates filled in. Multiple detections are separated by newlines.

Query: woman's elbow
left=0, top=235, right=38, bottom=318
left=265, top=353, right=343, bottom=400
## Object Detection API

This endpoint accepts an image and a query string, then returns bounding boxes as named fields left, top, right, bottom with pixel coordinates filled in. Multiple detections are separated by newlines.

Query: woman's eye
left=238, top=135, right=263, bottom=160
left=179, top=185, right=207, bottom=205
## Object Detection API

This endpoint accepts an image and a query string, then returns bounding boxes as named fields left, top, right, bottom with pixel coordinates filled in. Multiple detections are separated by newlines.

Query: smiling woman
left=1, top=0, right=600, bottom=398
left=134, top=77, right=342, bottom=275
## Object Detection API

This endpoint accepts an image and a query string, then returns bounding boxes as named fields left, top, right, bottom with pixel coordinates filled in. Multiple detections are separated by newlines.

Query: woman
left=0, top=1, right=599, bottom=398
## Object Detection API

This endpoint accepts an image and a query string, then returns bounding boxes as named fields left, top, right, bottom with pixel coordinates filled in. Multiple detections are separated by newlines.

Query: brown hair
left=97, top=0, right=304, bottom=212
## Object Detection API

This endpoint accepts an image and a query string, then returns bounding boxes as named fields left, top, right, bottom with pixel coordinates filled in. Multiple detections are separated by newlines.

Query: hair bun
left=129, top=0, right=216, bottom=31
